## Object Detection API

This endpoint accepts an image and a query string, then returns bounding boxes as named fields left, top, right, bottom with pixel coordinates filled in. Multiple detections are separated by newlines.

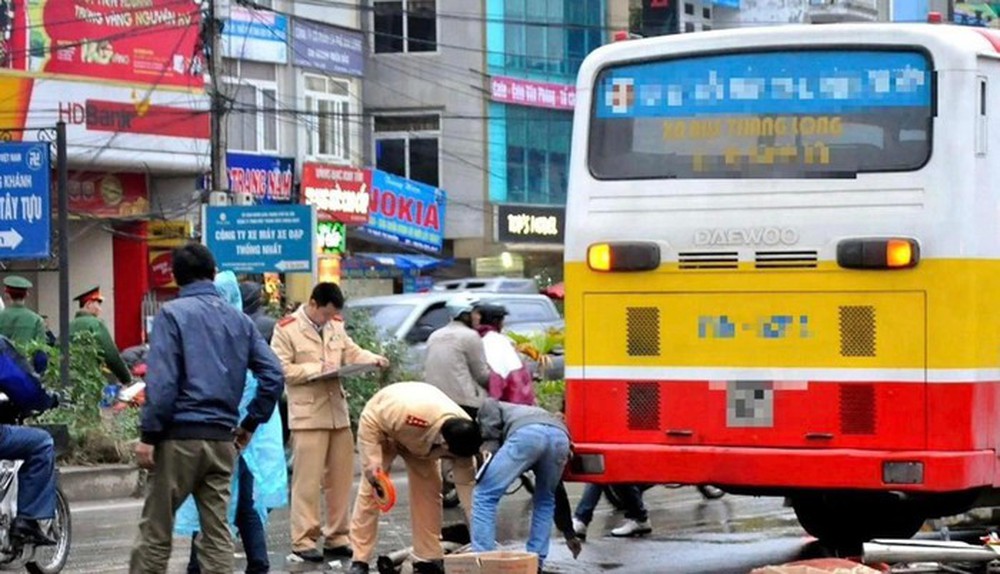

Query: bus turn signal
left=836, top=238, right=920, bottom=270
left=587, top=242, right=661, bottom=272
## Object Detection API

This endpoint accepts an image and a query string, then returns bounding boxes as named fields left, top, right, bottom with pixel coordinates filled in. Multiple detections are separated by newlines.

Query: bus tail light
left=836, top=238, right=920, bottom=270
left=587, top=242, right=660, bottom=272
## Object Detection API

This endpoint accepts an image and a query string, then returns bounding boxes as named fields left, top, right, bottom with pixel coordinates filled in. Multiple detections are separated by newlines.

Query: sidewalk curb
left=60, top=464, right=143, bottom=503
left=58, top=458, right=401, bottom=504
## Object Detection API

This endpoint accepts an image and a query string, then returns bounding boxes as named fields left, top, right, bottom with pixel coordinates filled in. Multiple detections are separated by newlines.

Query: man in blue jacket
left=129, top=244, right=285, bottom=574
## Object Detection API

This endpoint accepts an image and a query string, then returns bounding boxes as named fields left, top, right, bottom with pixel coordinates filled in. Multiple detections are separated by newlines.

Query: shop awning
left=346, top=253, right=452, bottom=272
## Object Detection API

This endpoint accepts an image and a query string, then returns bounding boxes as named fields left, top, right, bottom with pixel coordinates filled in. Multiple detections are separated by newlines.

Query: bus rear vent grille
left=678, top=252, right=739, bottom=270
left=755, top=251, right=818, bottom=269
left=839, top=306, right=876, bottom=357
left=840, top=384, right=876, bottom=435
left=626, top=307, right=660, bottom=356
left=627, top=381, right=661, bottom=431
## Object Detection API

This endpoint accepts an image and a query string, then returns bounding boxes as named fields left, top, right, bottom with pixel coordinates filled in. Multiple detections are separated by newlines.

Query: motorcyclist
left=0, top=337, right=59, bottom=547
left=423, top=295, right=492, bottom=419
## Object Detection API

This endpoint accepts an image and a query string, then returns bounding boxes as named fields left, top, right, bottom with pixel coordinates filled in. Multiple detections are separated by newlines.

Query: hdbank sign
left=363, top=170, right=446, bottom=253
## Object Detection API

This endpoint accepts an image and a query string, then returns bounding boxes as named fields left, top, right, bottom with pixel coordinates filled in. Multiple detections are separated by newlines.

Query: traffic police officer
left=348, top=382, right=482, bottom=574
left=270, top=282, right=388, bottom=563
left=0, top=276, right=45, bottom=345
left=69, top=286, right=131, bottom=385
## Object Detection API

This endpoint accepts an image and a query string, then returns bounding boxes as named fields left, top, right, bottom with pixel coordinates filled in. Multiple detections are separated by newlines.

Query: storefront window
left=374, top=114, right=440, bottom=187
left=491, top=0, right=604, bottom=82
left=502, top=107, right=571, bottom=205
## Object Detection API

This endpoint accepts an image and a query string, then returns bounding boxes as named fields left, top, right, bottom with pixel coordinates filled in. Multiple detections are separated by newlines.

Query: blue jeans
left=0, top=426, right=55, bottom=520
left=472, top=424, right=570, bottom=564
left=187, top=458, right=268, bottom=574
left=574, top=483, right=648, bottom=524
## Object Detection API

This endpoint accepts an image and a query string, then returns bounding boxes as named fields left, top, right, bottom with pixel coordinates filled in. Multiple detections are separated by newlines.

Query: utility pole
left=207, top=0, right=228, bottom=199
left=56, top=122, right=69, bottom=390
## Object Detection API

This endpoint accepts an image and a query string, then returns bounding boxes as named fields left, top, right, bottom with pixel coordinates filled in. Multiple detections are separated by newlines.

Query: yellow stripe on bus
left=564, top=259, right=1000, bottom=371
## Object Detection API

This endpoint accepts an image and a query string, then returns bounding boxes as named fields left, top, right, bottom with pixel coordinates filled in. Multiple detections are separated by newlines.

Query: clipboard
left=308, top=363, right=379, bottom=382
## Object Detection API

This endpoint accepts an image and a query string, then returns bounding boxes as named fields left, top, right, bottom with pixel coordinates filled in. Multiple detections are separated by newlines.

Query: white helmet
left=445, top=294, right=480, bottom=319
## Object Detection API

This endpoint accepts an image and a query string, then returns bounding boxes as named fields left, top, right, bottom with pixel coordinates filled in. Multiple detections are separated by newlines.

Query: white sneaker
left=610, top=518, right=652, bottom=537
left=572, top=517, right=587, bottom=538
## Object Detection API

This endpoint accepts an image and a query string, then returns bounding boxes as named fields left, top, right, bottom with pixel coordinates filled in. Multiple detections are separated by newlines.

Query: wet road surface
left=64, top=480, right=819, bottom=573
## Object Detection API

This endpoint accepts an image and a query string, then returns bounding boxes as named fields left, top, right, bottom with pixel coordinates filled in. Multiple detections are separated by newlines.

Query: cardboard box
left=444, top=551, right=539, bottom=574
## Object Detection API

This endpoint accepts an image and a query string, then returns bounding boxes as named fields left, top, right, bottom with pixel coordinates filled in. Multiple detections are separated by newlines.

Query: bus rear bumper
left=565, top=444, right=996, bottom=492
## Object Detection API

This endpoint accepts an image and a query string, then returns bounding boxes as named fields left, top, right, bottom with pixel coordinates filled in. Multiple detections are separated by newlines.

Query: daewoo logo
left=694, top=227, right=799, bottom=246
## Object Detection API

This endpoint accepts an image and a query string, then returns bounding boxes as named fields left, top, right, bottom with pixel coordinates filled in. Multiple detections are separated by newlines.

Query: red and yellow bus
left=564, top=23, right=1000, bottom=545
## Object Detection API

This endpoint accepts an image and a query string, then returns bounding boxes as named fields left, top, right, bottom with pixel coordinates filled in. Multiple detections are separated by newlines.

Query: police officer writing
left=69, top=286, right=131, bottom=385
left=270, top=282, right=388, bottom=564
left=0, top=276, right=45, bottom=346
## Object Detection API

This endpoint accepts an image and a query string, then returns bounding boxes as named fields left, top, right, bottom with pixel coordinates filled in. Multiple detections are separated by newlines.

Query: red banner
left=82, top=100, right=209, bottom=138
left=1, top=0, right=204, bottom=89
left=490, top=76, right=575, bottom=111
left=301, top=163, right=371, bottom=225
left=67, top=172, right=150, bottom=218
left=149, top=250, right=176, bottom=288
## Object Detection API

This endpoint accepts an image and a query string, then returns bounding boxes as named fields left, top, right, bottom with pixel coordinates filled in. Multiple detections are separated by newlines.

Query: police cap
left=3, top=276, right=32, bottom=290
left=74, top=286, right=104, bottom=307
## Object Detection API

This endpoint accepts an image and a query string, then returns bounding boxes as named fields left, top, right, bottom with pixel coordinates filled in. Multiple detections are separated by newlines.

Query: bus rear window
left=589, top=50, right=933, bottom=179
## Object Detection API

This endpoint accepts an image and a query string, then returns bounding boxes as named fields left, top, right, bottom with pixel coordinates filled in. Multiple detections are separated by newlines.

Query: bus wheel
left=791, top=493, right=926, bottom=550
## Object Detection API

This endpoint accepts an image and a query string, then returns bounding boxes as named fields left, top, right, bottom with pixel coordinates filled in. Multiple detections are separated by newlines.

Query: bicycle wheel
left=26, top=487, right=71, bottom=574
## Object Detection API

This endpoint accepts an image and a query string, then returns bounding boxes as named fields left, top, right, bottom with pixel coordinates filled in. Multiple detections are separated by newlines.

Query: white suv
left=343, top=291, right=564, bottom=379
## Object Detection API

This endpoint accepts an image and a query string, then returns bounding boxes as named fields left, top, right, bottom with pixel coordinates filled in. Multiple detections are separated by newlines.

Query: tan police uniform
left=349, top=382, right=476, bottom=564
left=271, top=306, right=382, bottom=553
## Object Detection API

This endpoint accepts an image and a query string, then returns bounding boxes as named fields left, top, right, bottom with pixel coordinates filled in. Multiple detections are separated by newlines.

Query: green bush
left=342, top=310, right=421, bottom=431
left=21, top=333, right=139, bottom=464
left=535, top=379, right=566, bottom=414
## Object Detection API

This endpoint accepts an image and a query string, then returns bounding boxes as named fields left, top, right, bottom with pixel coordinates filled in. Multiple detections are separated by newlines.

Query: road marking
left=71, top=499, right=145, bottom=513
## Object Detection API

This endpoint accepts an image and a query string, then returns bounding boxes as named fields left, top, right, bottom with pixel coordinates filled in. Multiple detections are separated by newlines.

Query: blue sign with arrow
left=0, top=143, right=50, bottom=260
left=204, top=205, right=315, bottom=274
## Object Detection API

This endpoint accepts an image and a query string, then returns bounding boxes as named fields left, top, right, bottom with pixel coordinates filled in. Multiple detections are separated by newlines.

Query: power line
left=5, top=0, right=194, bottom=32
left=65, top=22, right=204, bottom=177
left=0, top=8, right=203, bottom=61
left=241, top=0, right=623, bottom=33
left=229, top=9, right=507, bottom=213
left=239, top=0, right=607, bottom=64
left=229, top=8, right=566, bottom=213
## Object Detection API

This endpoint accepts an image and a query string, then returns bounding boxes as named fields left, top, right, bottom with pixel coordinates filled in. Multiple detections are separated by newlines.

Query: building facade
left=0, top=1, right=210, bottom=348
left=361, top=0, right=489, bottom=268
left=482, top=0, right=615, bottom=283
left=223, top=0, right=367, bottom=303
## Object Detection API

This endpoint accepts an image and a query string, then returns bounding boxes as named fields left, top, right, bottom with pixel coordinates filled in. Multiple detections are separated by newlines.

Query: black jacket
left=240, top=282, right=277, bottom=343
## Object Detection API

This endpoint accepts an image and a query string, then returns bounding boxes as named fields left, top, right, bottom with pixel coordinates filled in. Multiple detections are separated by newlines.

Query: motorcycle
left=0, top=397, right=71, bottom=574
left=113, top=346, right=149, bottom=411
